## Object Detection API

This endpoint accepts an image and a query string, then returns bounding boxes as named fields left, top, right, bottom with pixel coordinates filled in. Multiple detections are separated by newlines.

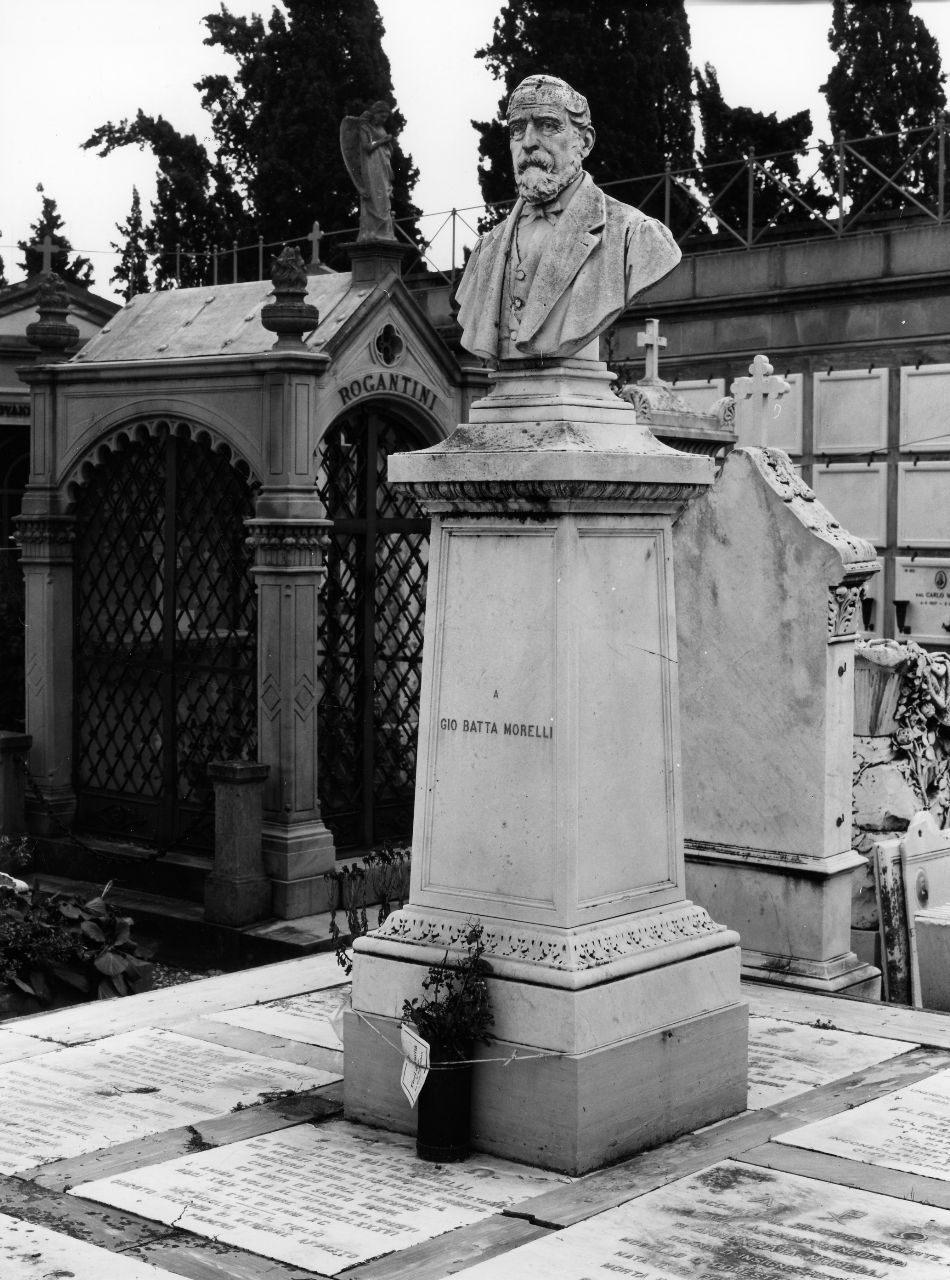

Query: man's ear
left=580, top=125, right=595, bottom=159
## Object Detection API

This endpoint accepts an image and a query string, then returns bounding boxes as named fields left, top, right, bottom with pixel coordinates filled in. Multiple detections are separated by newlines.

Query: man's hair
left=506, top=75, right=591, bottom=131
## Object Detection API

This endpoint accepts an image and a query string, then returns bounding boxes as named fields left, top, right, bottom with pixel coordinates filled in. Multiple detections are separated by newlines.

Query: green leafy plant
left=0, top=879, right=154, bottom=1008
left=325, top=843, right=411, bottom=974
left=402, top=922, right=493, bottom=1061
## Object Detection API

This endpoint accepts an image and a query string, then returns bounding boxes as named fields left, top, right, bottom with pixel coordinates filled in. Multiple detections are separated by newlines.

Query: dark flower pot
left=416, top=1051, right=473, bottom=1163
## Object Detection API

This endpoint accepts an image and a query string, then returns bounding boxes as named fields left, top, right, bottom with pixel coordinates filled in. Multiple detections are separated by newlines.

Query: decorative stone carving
left=25, top=272, right=79, bottom=359
left=260, top=246, right=319, bottom=349
left=340, top=102, right=396, bottom=241
left=245, top=521, right=327, bottom=569
left=828, top=582, right=867, bottom=637
left=373, top=904, right=726, bottom=972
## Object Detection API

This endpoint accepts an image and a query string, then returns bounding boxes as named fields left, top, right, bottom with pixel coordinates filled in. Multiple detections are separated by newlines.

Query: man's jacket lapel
left=518, top=175, right=604, bottom=346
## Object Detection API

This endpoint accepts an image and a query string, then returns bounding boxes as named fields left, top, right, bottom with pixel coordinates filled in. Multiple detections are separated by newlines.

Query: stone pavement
left=3, top=959, right=950, bottom=1277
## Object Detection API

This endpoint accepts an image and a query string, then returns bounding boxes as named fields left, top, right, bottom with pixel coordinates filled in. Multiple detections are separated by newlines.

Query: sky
left=3, top=0, right=950, bottom=303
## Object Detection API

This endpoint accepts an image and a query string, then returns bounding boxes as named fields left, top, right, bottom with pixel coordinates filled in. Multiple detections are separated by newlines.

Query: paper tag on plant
left=400, top=1023, right=430, bottom=1107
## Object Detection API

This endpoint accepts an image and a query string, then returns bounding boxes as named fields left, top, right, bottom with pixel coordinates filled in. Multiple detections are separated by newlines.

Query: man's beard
left=515, top=154, right=582, bottom=204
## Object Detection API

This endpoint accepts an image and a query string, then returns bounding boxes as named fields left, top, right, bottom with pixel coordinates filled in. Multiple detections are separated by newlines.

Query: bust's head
left=506, top=75, right=595, bottom=204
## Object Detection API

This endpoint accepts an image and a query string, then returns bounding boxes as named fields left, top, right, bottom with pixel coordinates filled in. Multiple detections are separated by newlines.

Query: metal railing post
left=939, top=114, right=946, bottom=222
left=746, top=149, right=755, bottom=246
left=258, top=236, right=264, bottom=279
left=232, top=239, right=238, bottom=283
left=838, top=132, right=846, bottom=234
left=664, top=162, right=671, bottom=227
left=451, top=208, right=457, bottom=289
left=175, top=242, right=181, bottom=283
left=213, top=244, right=218, bottom=285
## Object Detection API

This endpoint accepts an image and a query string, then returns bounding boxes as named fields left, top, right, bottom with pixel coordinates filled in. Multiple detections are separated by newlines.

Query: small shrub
left=325, top=843, right=410, bottom=974
left=0, top=878, right=154, bottom=1008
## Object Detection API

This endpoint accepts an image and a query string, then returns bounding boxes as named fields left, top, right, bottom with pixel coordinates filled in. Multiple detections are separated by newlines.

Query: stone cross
left=28, top=234, right=57, bottom=275
left=637, top=318, right=667, bottom=384
left=306, top=220, right=324, bottom=268
left=730, top=354, right=790, bottom=447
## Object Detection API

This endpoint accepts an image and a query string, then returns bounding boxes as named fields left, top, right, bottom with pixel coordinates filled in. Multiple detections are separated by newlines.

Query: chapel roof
left=72, top=273, right=377, bottom=364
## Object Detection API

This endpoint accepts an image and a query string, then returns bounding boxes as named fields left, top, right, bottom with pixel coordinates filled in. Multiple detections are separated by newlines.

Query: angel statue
left=340, top=101, right=396, bottom=241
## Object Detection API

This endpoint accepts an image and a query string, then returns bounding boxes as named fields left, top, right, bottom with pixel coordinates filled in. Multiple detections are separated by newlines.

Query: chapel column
left=252, top=246, right=336, bottom=916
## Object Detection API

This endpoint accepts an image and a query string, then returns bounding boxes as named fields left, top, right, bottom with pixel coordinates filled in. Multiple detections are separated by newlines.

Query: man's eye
left=509, top=124, right=526, bottom=139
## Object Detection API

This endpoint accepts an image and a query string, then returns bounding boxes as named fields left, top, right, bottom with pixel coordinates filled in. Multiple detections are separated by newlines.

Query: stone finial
left=730, top=354, right=790, bottom=448
left=25, top=271, right=79, bottom=360
left=260, top=245, right=319, bottom=349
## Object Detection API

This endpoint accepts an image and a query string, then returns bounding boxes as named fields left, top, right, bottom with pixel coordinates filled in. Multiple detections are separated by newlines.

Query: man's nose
left=521, top=121, right=541, bottom=149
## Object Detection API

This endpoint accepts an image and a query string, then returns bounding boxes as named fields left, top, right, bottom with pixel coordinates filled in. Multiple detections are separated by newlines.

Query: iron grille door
left=317, top=409, right=429, bottom=850
left=73, top=429, right=256, bottom=850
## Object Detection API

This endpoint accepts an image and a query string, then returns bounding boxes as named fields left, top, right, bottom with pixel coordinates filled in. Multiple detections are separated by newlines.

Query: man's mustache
left=516, top=155, right=556, bottom=174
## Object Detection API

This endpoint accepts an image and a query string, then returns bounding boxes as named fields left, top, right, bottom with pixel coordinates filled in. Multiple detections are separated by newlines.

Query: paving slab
left=0, top=1026, right=337, bottom=1174
left=5, top=952, right=349, bottom=1046
left=445, top=1160, right=950, bottom=1279
left=0, top=1210, right=176, bottom=1278
left=71, top=1118, right=569, bottom=1274
left=778, top=1065, right=950, bottom=1181
left=747, top=1015, right=916, bottom=1109
left=207, top=984, right=349, bottom=1050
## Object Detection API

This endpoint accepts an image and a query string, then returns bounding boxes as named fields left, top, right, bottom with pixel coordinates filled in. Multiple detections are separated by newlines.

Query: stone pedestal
left=675, top=447, right=881, bottom=997
left=247, top=519, right=336, bottom=917
left=204, top=761, right=271, bottom=926
left=344, top=360, right=748, bottom=1176
left=14, top=514, right=76, bottom=833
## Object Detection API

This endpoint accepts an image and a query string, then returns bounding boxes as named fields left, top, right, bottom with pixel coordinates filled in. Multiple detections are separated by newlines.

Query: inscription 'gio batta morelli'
left=439, top=716, right=553, bottom=740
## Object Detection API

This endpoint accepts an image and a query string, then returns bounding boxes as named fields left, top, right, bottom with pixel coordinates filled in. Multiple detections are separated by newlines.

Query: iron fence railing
left=89, top=118, right=950, bottom=295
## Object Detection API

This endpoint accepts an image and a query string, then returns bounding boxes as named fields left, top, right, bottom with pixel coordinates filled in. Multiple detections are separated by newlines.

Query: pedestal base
left=345, top=918, right=748, bottom=1175
left=263, top=820, right=336, bottom=918
left=685, top=842, right=881, bottom=996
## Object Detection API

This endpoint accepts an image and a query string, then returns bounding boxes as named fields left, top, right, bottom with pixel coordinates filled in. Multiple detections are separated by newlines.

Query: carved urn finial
left=25, top=272, right=79, bottom=360
left=260, top=245, right=319, bottom=349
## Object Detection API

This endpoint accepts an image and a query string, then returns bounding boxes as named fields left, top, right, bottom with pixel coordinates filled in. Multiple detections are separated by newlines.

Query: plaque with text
left=73, top=1119, right=568, bottom=1272
left=747, top=1017, right=914, bottom=1110
left=893, top=558, right=950, bottom=642
left=778, top=1067, right=950, bottom=1181
left=0, top=1027, right=336, bottom=1174
left=455, top=1162, right=950, bottom=1279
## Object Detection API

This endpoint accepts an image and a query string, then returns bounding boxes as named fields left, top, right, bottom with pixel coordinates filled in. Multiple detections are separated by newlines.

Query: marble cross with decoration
left=730, top=354, right=790, bottom=447
left=637, top=317, right=667, bottom=385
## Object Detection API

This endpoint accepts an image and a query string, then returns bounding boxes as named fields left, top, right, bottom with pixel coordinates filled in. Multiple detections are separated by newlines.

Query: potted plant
left=402, top=921, right=493, bottom=1163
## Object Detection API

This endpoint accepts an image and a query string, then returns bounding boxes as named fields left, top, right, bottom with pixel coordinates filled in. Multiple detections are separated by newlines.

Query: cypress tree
left=111, top=188, right=152, bottom=300
left=473, top=1, right=694, bottom=227
left=17, top=187, right=94, bottom=287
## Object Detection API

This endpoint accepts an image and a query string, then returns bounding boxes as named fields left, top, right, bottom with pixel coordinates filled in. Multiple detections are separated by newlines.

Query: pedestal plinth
left=344, top=361, right=748, bottom=1174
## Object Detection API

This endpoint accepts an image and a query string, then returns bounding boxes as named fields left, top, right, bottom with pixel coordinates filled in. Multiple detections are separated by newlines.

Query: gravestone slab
left=900, top=362, right=950, bottom=452
left=72, top=1119, right=569, bottom=1273
left=812, top=463, right=886, bottom=547
left=898, top=463, right=950, bottom=547
left=777, top=1066, right=950, bottom=1181
left=208, top=984, right=350, bottom=1049
left=901, top=811, right=950, bottom=1006
left=670, top=378, right=725, bottom=414
left=0, top=1029, right=58, bottom=1065
left=0, top=1211, right=172, bottom=1279
left=748, top=1016, right=915, bottom=1109
left=0, top=1027, right=337, bottom=1174
left=448, top=1160, right=950, bottom=1279
left=814, top=368, right=888, bottom=452
left=893, top=558, right=950, bottom=641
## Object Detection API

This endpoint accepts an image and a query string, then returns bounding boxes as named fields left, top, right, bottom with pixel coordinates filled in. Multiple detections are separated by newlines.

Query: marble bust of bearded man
left=456, top=74, right=681, bottom=362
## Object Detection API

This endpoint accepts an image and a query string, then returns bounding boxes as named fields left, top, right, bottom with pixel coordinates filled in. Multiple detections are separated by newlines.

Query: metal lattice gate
left=73, top=427, right=257, bottom=850
left=317, top=408, right=429, bottom=850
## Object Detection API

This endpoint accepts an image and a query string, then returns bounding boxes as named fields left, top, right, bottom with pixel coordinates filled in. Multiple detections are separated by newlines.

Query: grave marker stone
left=675, top=443, right=881, bottom=994
left=73, top=1119, right=568, bottom=1273
left=900, top=810, right=950, bottom=1006
left=0, top=1027, right=336, bottom=1174
left=778, top=1066, right=950, bottom=1183
left=451, top=1161, right=950, bottom=1279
